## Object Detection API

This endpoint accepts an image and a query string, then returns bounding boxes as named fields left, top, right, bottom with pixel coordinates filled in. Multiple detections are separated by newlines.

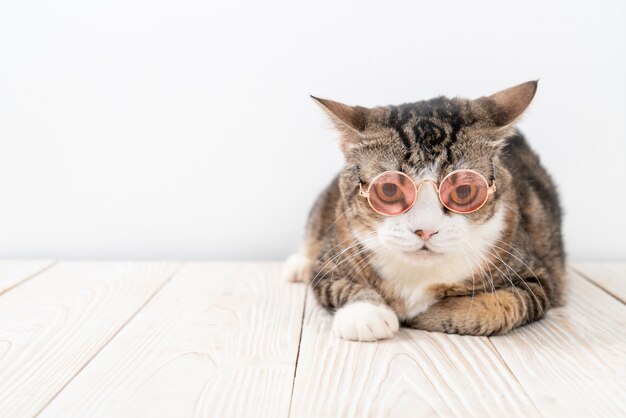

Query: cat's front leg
left=407, top=282, right=548, bottom=336
left=313, top=277, right=399, bottom=341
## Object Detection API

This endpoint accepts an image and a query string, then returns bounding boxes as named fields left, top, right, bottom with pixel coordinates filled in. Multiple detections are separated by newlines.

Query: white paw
left=333, top=302, right=399, bottom=342
left=281, top=253, right=312, bottom=283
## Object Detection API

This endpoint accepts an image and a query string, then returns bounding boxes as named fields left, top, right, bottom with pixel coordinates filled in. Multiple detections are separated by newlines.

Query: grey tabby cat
left=283, top=81, right=564, bottom=341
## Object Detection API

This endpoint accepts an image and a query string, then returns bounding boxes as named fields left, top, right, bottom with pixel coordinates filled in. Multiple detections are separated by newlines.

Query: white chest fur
left=366, top=206, right=506, bottom=320
left=370, top=251, right=474, bottom=319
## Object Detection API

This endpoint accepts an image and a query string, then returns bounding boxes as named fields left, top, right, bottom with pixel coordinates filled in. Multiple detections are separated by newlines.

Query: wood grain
left=0, top=262, right=179, bottom=418
left=1, top=261, right=623, bottom=417
left=571, top=262, right=626, bottom=303
left=40, top=263, right=306, bottom=418
left=490, top=269, right=626, bottom=417
left=290, top=291, right=541, bottom=418
left=0, top=260, right=54, bottom=294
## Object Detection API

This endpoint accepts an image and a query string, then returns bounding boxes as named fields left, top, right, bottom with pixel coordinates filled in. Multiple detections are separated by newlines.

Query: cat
left=283, top=81, right=565, bottom=341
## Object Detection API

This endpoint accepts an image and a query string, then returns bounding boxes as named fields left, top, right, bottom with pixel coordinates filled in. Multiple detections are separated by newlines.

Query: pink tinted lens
left=439, top=170, right=490, bottom=213
left=368, top=172, right=416, bottom=215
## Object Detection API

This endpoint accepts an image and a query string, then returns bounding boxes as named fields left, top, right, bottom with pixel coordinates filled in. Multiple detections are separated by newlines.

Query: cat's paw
left=333, top=302, right=399, bottom=342
left=281, top=252, right=312, bottom=283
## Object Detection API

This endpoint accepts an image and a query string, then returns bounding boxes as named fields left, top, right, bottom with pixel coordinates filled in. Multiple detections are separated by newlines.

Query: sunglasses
left=357, top=168, right=497, bottom=216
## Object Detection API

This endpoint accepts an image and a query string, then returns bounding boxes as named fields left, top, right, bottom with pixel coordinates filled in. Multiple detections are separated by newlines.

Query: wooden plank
left=0, top=262, right=179, bottom=418
left=571, top=262, right=626, bottom=303
left=0, top=260, right=54, bottom=294
left=39, top=263, right=306, bottom=418
left=290, top=292, right=541, bottom=418
left=490, top=269, right=626, bottom=417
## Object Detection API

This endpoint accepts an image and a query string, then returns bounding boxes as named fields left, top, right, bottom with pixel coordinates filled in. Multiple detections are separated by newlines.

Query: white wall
left=0, top=0, right=624, bottom=261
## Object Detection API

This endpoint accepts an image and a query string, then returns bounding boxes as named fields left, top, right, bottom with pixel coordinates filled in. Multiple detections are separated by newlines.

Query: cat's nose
left=415, top=229, right=439, bottom=240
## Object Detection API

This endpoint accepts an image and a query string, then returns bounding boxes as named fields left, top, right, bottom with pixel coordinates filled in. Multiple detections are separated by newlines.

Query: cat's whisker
left=343, top=248, right=376, bottom=279
left=492, top=239, right=547, bottom=300
left=323, top=206, right=348, bottom=233
left=330, top=245, right=381, bottom=288
left=489, top=244, right=544, bottom=317
left=466, top=239, right=530, bottom=320
left=309, top=233, right=377, bottom=288
left=484, top=251, right=531, bottom=319
left=476, top=237, right=545, bottom=318
left=319, top=231, right=376, bottom=266
left=345, top=251, right=381, bottom=289
left=458, top=245, right=477, bottom=319
left=460, top=237, right=502, bottom=317
left=330, top=245, right=374, bottom=281
left=310, top=235, right=378, bottom=289
left=473, top=254, right=490, bottom=295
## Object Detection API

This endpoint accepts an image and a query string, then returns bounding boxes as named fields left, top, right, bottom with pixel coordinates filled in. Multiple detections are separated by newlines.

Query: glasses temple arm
left=490, top=161, right=498, bottom=193
left=355, top=164, right=363, bottom=184
left=355, top=165, right=369, bottom=197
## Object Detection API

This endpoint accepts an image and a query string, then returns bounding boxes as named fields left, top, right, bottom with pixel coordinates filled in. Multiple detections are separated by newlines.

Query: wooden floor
left=0, top=261, right=624, bottom=418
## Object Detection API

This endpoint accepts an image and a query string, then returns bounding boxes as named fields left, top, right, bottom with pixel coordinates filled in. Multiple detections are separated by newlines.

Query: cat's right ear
left=311, top=96, right=369, bottom=153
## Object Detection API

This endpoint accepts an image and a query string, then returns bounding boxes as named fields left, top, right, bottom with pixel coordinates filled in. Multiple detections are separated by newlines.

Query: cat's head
left=313, top=81, right=536, bottom=266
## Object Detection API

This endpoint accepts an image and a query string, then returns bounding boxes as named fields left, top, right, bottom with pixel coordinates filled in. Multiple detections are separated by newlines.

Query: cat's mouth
left=405, top=246, right=442, bottom=258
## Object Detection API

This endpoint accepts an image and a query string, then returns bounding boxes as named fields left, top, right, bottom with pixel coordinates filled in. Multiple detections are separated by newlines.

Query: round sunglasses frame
left=358, top=169, right=497, bottom=216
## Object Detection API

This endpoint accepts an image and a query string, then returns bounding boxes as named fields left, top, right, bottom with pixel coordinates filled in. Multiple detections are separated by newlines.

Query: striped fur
left=286, top=81, right=565, bottom=339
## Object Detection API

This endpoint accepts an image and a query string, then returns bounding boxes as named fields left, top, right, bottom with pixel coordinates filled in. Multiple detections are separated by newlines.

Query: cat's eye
left=439, top=170, right=491, bottom=213
left=451, top=185, right=476, bottom=203
left=359, top=168, right=496, bottom=216
left=374, top=182, right=402, bottom=203
left=365, top=171, right=417, bottom=216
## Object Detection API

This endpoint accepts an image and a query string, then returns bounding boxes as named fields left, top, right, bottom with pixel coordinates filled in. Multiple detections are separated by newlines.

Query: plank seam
left=485, top=338, right=545, bottom=417
left=0, top=260, right=58, bottom=297
left=569, top=266, right=625, bottom=304
left=32, top=262, right=186, bottom=418
left=287, top=285, right=308, bottom=418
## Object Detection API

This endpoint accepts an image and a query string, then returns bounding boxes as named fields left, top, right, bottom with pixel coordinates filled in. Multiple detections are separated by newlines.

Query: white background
left=1, top=0, right=624, bottom=261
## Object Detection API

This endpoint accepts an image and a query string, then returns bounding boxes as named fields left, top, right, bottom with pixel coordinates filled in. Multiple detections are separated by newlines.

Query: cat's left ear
left=311, top=96, right=370, bottom=153
left=477, top=80, right=538, bottom=127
